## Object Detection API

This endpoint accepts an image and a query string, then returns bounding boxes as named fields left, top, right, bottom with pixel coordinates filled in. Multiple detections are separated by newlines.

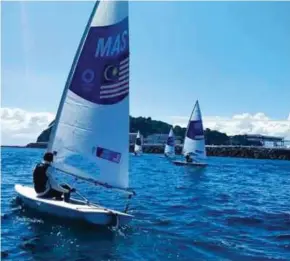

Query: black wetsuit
left=33, top=163, right=71, bottom=200
left=33, top=163, right=49, bottom=194
left=185, top=155, right=193, bottom=163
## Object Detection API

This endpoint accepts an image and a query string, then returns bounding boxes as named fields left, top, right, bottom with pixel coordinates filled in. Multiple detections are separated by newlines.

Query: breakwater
left=25, top=142, right=290, bottom=160
left=129, top=145, right=290, bottom=160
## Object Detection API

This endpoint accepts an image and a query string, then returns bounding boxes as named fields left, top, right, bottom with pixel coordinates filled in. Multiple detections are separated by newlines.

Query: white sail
left=183, top=100, right=207, bottom=160
left=134, top=131, right=142, bottom=153
left=164, top=127, right=175, bottom=156
left=47, top=1, right=130, bottom=190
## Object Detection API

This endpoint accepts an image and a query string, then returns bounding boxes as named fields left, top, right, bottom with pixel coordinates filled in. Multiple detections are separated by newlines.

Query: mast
left=47, top=1, right=100, bottom=152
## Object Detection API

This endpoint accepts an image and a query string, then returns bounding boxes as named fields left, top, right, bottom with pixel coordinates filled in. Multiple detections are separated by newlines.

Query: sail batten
left=47, top=1, right=131, bottom=190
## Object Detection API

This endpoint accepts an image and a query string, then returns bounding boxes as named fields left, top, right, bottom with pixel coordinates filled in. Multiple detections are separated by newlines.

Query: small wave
left=227, top=216, right=264, bottom=226
left=176, top=186, right=187, bottom=190
left=192, top=238, right=233, bottom=254
left=168, top=204, right=189, bottom=210
left=262, top=212, right=290, bottom=230
left=155, top=218, right=172, bottom=226
left=1, top=251, right=9, bottom=259
left=274, top=234, right=290, bottom=240
left=1, top=213, right=9, bottom=220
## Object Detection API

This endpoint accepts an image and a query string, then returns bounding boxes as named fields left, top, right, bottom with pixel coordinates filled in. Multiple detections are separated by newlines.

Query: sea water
left=1, top=147, right=290, bottom=260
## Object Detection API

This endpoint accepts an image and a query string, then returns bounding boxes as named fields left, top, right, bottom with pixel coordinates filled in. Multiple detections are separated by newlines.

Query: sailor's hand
left=70, top=188, right=76, bottom=193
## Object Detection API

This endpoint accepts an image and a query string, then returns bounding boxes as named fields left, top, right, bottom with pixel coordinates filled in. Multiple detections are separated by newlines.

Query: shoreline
left=2, top=143, right=290, bottom=161
left=130, top=145, right=290, bottom=161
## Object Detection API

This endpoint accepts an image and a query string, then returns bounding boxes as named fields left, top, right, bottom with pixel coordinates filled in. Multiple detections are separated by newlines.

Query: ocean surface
left=1, top=147, right=290, bottom=261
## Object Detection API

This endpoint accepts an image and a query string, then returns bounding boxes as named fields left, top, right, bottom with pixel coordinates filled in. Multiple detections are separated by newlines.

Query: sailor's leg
left=60, top=184, right=71, bottom=202
left=63, top=192, right=70, bottom=202
left=61, top=184, right=71, bottom=190
left=41, top=189, right=62, bottom=200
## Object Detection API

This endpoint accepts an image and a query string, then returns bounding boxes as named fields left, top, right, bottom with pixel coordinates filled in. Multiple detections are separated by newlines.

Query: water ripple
left=1, top=148, right=290, bottom=260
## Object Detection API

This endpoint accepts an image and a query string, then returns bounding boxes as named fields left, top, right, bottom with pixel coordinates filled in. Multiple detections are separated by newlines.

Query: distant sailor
left=185, top=153, right=193, bottom=163
left=33, top=152, right=74, bottom=202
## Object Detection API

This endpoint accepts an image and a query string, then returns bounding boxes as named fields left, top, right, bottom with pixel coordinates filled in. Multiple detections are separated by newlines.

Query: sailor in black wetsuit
left=185, top=153, right=193, bottom=163
left=33, top=152, right=74, bottom=202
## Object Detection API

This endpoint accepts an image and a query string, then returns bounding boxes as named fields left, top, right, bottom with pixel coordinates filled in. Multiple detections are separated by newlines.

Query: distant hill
left=36, top=116, right=262, bottom=146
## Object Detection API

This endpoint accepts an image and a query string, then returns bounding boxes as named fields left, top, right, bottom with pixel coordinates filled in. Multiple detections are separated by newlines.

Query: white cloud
left=1, top=108, right=289, bottom=146
left=171, top=112, right=290, bottom=139
left=1, top=108, right=55, bottom=145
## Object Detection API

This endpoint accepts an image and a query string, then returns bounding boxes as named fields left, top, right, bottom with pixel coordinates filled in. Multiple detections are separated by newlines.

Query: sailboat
left=164, top=127, right=175, bottom=158
left=172, top=100, right=207, bottom=167
left=134, top=131, right=142, bottom=155
left=15, top=0, right=135, bottom=227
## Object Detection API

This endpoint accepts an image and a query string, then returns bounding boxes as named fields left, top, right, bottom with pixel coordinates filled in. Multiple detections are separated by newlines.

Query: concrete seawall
left=26, top=142, right=290, bottom=161
left=129, top=145, right=290, bottom=160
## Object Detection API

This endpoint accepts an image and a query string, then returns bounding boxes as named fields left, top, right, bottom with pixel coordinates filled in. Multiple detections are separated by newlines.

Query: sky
left=1, top=1, right=290, bottom=145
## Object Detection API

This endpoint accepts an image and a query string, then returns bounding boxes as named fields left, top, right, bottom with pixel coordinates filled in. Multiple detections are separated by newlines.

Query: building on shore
left=244, top=134, right=285, bottom=148
left=144, top=133, right=183, bottom=145
left=144, top=134, right=168, bottom=144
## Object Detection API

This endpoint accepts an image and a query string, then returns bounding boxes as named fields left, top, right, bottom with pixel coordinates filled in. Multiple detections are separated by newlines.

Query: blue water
left=1, top=147, right=290, bottom=260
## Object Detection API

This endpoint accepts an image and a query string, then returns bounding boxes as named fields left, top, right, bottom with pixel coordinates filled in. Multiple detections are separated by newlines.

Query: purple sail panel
left=69, top=18, right=129, bottom=105
left=96, top=147, right=121, bottom=164
left=135, top=138, right=141, bottom=146
left=167, top=136, right=175, bottom=146
left=186, top=120, right=204, bottom=140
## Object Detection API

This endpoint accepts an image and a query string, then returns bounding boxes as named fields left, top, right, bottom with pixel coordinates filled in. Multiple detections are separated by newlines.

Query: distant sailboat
left=15, top=0, right=135, bottom=227
left=134, top=131, right=142, bottom=155
left=173, top=100, right=207, bottom=167
left=164, top=127, right=175, bottom=158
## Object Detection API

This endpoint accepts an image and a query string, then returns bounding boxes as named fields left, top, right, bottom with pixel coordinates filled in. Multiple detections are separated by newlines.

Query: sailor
left=185, top=153, right=193, bottom=163
left=33, top=152, right=75, bottom=202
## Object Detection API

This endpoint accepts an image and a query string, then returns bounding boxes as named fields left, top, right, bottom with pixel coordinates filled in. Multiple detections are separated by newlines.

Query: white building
left=144, top=134, right=168, bottom=144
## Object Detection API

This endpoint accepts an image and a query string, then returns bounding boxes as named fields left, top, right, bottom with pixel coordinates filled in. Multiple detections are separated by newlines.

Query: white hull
left=15, top=184, right=133, bottom=227
left=172, top=160, right=207, bottom=167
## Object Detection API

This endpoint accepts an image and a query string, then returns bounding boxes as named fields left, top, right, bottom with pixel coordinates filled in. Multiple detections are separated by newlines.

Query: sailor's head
left=43, top=152, right=54, bottom=163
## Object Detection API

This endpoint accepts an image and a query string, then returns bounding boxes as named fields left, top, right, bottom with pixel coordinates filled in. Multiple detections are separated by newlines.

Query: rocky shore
left=25, top=143, right=290, bottom=161
left=129, top=145, right=290, bottom=160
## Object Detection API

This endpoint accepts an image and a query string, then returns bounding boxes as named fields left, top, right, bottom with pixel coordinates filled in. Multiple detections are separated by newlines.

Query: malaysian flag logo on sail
left=96, top=147, right=121, bottom=164
left=99, top=57, right=129, bottom=103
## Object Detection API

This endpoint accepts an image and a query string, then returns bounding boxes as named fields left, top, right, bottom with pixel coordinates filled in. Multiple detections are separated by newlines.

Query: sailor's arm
left=47, top=167, right=70, bottom=193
